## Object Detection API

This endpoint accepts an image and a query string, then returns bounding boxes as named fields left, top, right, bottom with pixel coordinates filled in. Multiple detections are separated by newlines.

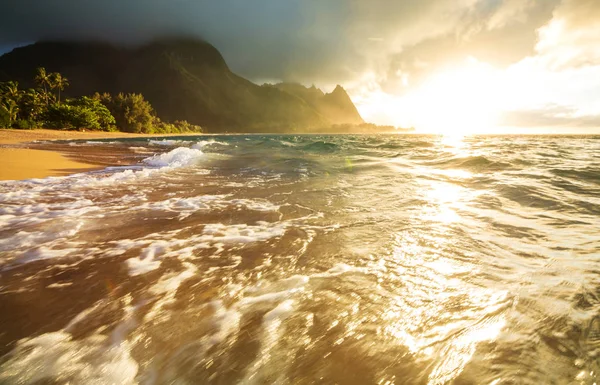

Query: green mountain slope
left=0, top=38, right=363, bottom=132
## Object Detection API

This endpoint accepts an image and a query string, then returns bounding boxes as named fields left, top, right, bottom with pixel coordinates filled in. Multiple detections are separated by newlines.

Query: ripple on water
left=0, top=135, right=599, bottom=384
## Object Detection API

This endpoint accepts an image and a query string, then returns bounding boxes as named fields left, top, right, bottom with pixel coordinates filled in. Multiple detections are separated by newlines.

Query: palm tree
left=2, top=81, right=20, bottom=100
left=0, top=81, right=22, bottom=125
left=50, top=72, right=69, bottom=104
left=35, top=67, right=52, bottom=105
left=0, top=97, right=19, bottom=125
left=18, top=89, right=44, bottom=121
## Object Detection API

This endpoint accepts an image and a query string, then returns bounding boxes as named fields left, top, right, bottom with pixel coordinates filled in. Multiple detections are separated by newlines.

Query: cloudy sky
left=1, top=0, right=599, bottom=132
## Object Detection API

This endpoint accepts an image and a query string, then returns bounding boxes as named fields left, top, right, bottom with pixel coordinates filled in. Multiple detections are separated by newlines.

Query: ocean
left=0, top=134, right=599, bottom=384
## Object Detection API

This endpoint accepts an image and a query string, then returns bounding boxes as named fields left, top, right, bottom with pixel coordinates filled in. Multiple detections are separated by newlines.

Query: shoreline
left=0, top=128, right=206, bottom=145
left=0, top=129, right=204, bottom=181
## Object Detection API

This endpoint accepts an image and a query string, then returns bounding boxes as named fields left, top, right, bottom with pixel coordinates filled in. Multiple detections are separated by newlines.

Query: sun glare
left=410, top=58, right=505, bottom=134
left=354, top=57, right=512, bottom=135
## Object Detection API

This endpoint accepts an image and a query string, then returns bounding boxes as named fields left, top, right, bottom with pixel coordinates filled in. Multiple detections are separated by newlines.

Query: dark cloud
left=0, top=0, right=566, bottom=86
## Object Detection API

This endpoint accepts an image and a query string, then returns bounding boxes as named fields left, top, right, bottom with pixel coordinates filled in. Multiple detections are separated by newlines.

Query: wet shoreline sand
left=0, top=129, right=202, bottom=180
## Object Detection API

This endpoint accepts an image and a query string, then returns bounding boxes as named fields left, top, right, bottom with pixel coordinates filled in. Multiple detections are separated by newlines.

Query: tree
left=0, top=81, right=22, bottom=126
left=2, top=81, right=21, bottom=101
left=68, top=96, right=116, bottom=131
left=18, top=89, right=45, bottom=121
left=35, top=67, right=52, bottom=105
left=0, top=98, right=19, bottom=126
left=49, top=72, right=69, bottom=103
left=42, top=104, right=100, bottom=130
left=0, top=106, right=9, bottom=128
left=97, top=92, right=156, bottom=133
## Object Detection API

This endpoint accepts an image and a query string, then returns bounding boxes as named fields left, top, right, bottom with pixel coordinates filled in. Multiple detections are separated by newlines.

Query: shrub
left=174, top=120, right=202, bottom=132
left=43, top=104, right=100, bottom=130
left=0, top=107, right=9, bottom=128
left=13, top=119, right=37, bottom=129
left=95, top=92, right=156, bottom=133
left=68, top=96, right=116, bottom=131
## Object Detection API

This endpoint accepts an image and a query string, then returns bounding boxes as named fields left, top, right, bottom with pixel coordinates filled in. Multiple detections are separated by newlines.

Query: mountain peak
left=0, top=39, right=364, bottom=131
left=140, top=37, right=228, bottom=70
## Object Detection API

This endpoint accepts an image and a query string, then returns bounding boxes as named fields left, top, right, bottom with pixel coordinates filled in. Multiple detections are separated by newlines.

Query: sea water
left=0, top=134, right=599, bottom=384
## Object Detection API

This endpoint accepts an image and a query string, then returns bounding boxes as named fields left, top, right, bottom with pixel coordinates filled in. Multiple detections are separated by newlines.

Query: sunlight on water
left=0, top=134, right=599, bottom=384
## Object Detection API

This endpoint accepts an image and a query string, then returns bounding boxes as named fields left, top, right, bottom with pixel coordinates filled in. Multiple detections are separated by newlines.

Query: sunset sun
left=410, top=59, right=504, bottom=134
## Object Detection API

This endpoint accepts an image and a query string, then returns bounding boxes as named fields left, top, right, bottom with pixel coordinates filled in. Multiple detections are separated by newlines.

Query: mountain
left=0, top=38, right=364, bottom=132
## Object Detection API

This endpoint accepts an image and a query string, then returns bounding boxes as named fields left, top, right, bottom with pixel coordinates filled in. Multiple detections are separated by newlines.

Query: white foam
left=128, top=146, right=151, bottom=153
left=201, top=222, right=286, bottom=244
left=229, top=198, right=280, bottom=212
left=191, top=140, right=229, bottom=149
left=207, top=300, right=242, bottom=346
left=142, top=147, right=204, bottom=168
left=0, top=331, right=139, bottom=385
left=240, top=299, right=296, bottom=383
left=18, top=246, right=79, bottom=264
left=125, top=241, right=171, bottom=276
left=148, top=139, right=190, bottom=146
left=150, top=262, right=197, bottom=296
left=140, top=195, right=229, bottom=218
left=137, top=195, right=279, bottom=219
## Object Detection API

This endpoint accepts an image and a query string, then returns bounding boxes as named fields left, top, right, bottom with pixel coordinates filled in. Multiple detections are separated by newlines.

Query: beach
left=0, top=129, right=203, bottom=180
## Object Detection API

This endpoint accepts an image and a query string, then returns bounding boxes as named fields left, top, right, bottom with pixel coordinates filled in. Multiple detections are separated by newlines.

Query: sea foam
left=142, top=147, right=204, bottom=168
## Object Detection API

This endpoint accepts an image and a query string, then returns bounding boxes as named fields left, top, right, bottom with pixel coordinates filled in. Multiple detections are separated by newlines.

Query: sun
left=353, top=57, right=513, bottom=134
left=410, top=58, right=505, bottom=134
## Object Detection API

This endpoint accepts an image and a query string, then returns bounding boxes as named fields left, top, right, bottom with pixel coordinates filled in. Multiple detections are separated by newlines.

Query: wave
left=142, top=147, right=204, bottom=168
left=550, top=167, right=600, bottom=185
left=301, top=141, right=339, bottom=153
left=191, top=140, right=229, bottom=150
left=148, top=139, right=194, bottom=146
left=427, top=155, right=511, bottom=171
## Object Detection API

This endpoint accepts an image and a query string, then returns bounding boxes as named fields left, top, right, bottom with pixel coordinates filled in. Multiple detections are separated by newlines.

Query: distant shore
left=0, top=129, right=204, bottom=181
left=0, top=129, right=206, bottom=145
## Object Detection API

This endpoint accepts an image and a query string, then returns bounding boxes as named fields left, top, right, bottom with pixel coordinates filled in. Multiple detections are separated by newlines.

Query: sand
left=0, top=148, right=102, bottom=180
left=0, top=129, right=203, bottom=181
left=0, top=129, right=202, bottom=145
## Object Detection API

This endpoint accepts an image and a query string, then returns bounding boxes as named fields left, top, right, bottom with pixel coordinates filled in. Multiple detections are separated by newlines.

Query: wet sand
left=0, top=129, right=202, bottom=180
left=0, top=129, right=204, bottom=145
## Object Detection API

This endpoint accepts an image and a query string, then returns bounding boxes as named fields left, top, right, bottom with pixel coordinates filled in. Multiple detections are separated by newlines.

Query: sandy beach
left=0, top=129, right=202, bottom=181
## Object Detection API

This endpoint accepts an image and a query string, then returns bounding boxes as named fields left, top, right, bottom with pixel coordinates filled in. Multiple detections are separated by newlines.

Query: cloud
left=535, top=0, right=600, bottom=70
left=500, top=104, right=600, bottom=129
left=0, top=0, right=562, bottom=84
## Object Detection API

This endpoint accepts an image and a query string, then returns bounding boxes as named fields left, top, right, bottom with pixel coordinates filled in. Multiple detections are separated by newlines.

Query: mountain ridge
left=0, top=38, right=364, bottom=132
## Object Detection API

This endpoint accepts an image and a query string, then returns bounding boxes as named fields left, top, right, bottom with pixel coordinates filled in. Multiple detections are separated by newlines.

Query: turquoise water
left=0, top=134, right=599, bottom=384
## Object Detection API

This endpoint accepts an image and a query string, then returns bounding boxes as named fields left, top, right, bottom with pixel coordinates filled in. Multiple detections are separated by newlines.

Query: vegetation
left=0, top=68, right=202, bottom=133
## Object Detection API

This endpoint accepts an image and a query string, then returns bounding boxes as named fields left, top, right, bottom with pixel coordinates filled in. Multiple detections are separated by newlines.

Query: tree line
left=0, top=68, right=201, bottom=133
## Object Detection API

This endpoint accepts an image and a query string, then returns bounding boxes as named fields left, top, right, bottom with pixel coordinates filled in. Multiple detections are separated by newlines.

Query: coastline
left=0, top=129, right=203, bottom=181
left=0, top=128, right=204, bottom=145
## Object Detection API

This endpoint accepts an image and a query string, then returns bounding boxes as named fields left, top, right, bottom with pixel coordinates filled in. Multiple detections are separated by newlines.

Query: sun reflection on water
left=381, top=156, right=510, bottom=383
left=383, top=231, right=510, bottom=384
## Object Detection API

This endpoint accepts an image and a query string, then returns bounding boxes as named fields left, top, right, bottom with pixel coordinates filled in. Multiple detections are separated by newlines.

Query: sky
left=1, top=0, right=599, bottom=133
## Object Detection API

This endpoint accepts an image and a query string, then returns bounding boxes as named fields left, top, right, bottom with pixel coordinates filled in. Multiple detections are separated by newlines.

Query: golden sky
left=343, top=0, right=600, bottom=133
